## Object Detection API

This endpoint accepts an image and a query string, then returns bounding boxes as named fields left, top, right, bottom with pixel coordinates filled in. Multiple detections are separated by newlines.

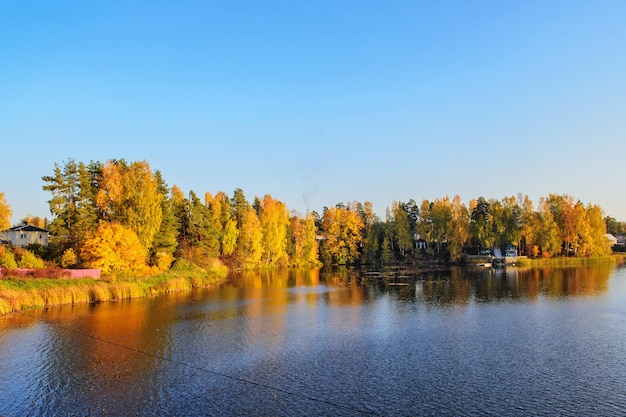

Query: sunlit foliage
left=96, top=160, right=162, bottom=251
left=290, top=212, right=320, bottom=267
left=80, top=222, right=147, bottom=274
left=0, top=247, right=17, bottom=269
left=390, top=201, right=413, bottom=258
left=320, top=203, right=364, bottom=265
left=0, top=193, right=12, bottom=230
left=60, top=248, right=78, bottom=268
left=238, top=206, right=263, bottom=267
left=17, top=249, right=45, bottom=269
left=39, top=158, right=619, bottom=272
left=258, top=195, right=289, bottom=265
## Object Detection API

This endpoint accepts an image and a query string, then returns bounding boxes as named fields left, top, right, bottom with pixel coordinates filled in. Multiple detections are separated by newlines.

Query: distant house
left=504, top=244, right=518, bottom=257
left=1, top=224, right=50, bottom=247
left=605, top=234, right=618, bottom=246
left=414, top=234, right=427, bottom=250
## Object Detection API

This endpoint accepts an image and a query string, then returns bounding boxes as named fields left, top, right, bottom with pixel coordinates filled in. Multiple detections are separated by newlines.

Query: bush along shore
left=0, top=260, right=228, bottom=316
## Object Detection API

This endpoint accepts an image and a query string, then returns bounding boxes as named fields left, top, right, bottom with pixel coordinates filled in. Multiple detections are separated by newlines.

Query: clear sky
left=2, top=0, right=625, bottom=224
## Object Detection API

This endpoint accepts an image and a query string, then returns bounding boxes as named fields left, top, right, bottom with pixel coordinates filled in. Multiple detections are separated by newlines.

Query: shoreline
left=0, top=267, right=228, bottom=316
left=2, top=255, right=624, bottom=316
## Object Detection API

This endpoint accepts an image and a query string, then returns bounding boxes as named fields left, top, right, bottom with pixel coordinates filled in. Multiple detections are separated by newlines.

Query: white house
left=605, top=234, right=618, bottom=246
left=1, top=224, right=50, bottom=247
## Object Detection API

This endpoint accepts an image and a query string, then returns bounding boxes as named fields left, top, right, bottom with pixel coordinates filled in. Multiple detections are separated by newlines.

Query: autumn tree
left=546, top=194, right=576, bottom=256
left=501, top=196, right=522, bottom=248
left=0, top=192, right=12, bottom=230
left=417, top=198, right=453, bottom=256
left=572, top=201, right=592, bottom=256
left=237, top=205, right=263, bottom=267
left=320, top=203, right=364, bottom=265
left=204, top=192, right=224, bottom=250
left=206, top=191, right=238, bottom=257
left=80, top=222, right=147, bottom=274
left=535, top=197, right=562, bottom=257
left=221, top=216, right=239, bottom=257
left=290, top=212, right=319, bottom=267
left=20, top=216, right=48, bottom=229
left=96, top=160, right=163, bottom=251
left=447, top=195, right=469, bottom=262
left=258, top=195, right=290, bottom=265
left=586, top=204, right=612, bottom=256
left=518, top=195, right=536, bottom=256
left=390, top=201, right=413, bottom=258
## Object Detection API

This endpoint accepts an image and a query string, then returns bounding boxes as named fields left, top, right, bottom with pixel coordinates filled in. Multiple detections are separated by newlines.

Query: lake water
left=1, top=265, right=626, bottom=416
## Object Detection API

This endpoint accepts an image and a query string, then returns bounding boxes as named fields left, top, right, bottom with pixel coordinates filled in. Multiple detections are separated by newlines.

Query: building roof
left=7, top=224, right=50, bottom=233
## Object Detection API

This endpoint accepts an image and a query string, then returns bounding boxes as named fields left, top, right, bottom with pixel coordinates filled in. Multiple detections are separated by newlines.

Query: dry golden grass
left=0, top=259, right=229, bottom=315
left=0, top=297, right=11, bottom=316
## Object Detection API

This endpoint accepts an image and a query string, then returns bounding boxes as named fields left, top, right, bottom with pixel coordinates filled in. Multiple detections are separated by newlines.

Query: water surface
left=1, top=265, right=625, bottom=416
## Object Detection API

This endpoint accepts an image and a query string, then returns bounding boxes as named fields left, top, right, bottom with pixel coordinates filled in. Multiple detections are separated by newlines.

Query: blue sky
left=2, top=0, right=625, bottom=224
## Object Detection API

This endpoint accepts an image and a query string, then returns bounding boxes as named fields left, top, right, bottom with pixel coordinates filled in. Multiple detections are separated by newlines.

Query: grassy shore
left=0, top=260, right=229, bottom=316
left=515, top=254, right=625, bottom=268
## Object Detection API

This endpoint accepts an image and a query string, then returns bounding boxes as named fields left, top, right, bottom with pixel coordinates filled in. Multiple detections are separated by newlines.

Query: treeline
left=316, top=194, right=613, bottom=266
left=33, top=159, right=319, bottom=274
left=0, top=159, right=620, bottom=274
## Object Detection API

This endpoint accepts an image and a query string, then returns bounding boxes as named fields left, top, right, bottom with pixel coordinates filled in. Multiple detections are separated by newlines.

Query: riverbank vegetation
left=0, top=259, right=227, bottom=316
left=0, top=158, right=624, bottom=315
left=0, top=158, right=623, bottom=272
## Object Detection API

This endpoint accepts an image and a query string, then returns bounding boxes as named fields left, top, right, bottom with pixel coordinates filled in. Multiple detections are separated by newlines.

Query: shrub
left=61, top=248, right=78, bottom=268
left=0, top=249, right=17, bottom=269
left=17, top=250, right=45, bottom=269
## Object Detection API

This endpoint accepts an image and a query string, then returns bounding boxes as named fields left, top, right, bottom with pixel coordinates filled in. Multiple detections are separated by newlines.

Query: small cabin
left=504, top=244, right=517, bottom=257
left=1, top=224, right=50, bottom=247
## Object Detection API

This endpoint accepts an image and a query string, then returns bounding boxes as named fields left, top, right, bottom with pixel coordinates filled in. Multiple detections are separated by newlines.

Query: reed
left=0, top=260, right=229, bottom=315
left=0, top=297, right=11, bottom=316
left=518, top=256, right=616, bottom=268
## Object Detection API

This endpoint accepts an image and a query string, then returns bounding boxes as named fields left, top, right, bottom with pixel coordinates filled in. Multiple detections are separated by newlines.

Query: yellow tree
left=518, top=195, right=536, bottom=256
left=573, top=201, right=592, bottom=256
left=237, top=206, right=263, bottom=267
left=80, top=222, right=147, bottom=274
left=391, top=201, right=413, bottom=258
left=291, top=212, right=320, bottom=267
left=536, top=197, right=562, bottom=257
left=205, top=191, right=224, bottom=234
left=20, top=215, right=47, bottom=228
left=259, top=194, right=290, bottom=265
left=96, top=160, right=163, bottom=251
left=321, top=203, right=364, bottom=265
left=547, top=194, right=576, bottom=256
left=585, top=204, right=612, bottom=257
left=0, top=193, right=12, bottom=230
left=419, top=197, right=452, bottom=256
left=221, top=217, right=238, bottom=256
left=448, top=195, right=469, bottom=262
